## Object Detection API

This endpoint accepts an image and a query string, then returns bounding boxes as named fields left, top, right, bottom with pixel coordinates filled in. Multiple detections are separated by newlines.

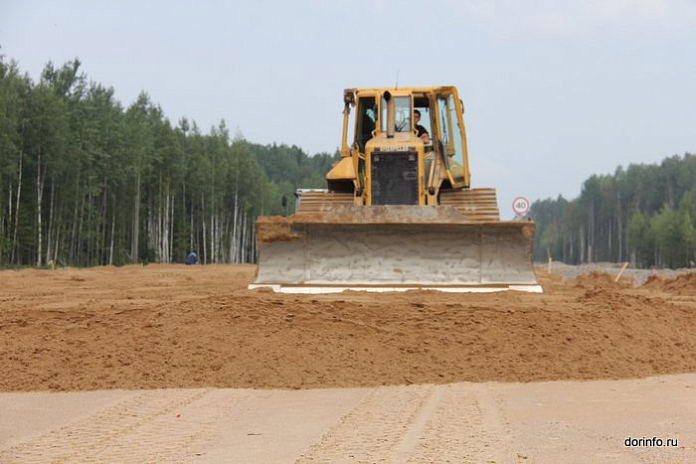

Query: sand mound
left=642, top=274, right=667, bottom=289
left=570, top=271, right=632, bottom=289
left=1, top=264, right=695, bottom=392
left=641, top=271, right=696, bottom=295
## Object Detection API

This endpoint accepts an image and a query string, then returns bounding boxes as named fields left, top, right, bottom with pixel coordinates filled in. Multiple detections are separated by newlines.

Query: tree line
left=6, top=57, right=693, bottom=270
left=0, top=57, right=336, bottom=267
left=531, top=153, right=696, bottom=269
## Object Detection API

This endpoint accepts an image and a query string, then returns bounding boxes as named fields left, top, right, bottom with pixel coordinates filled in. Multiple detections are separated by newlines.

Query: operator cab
left=331, top=87, right=471, bottom=207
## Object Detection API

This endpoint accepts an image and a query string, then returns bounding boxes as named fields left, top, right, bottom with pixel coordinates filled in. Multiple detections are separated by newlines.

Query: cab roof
left=343, top=86, right=458, bottom=103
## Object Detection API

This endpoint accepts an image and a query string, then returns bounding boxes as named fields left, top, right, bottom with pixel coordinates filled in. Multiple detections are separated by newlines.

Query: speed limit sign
left=512, top=197, right=530, bottom=216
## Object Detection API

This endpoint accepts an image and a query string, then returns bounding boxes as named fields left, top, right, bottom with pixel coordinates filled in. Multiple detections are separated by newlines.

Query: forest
left=0, top=58, right=336, bottom=267
left=531, top=153, right=696, bottom=269
left=3, top=57, right=695, bottom=269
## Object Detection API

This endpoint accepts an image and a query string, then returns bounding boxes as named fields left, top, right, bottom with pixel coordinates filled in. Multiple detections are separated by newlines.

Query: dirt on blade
left=1, top=264, right=695, bottom=392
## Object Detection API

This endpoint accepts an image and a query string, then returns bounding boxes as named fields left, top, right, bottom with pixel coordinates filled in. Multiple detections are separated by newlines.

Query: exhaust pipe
left=384, top=91, right=395, bottom=138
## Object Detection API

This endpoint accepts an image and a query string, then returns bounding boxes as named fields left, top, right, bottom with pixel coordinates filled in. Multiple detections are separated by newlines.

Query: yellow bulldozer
left=249, top=86, right=541, bottom=293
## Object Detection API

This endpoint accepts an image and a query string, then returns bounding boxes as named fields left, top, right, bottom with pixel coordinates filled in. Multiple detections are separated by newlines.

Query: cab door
left=434, top=88, right=471, bottom=188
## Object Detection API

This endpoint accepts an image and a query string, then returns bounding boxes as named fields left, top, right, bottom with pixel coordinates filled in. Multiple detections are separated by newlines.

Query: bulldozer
left=249, top=86, right=541, bottom=293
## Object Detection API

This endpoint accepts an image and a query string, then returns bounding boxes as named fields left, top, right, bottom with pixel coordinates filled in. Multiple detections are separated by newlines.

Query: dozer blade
left=249, top=206, right=541, bottom=294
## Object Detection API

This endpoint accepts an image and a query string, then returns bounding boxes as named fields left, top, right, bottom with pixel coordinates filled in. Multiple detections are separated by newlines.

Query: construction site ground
left=1, top=263, right=695, bottom=462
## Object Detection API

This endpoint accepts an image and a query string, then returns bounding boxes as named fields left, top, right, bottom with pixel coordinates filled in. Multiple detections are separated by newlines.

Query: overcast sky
left=3, top=0, right=695, bottom=217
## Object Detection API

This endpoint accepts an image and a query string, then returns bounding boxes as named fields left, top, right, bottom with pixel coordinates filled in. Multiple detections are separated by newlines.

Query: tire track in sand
left=0, top=389, right=249, bottom=463
left=297, top=383, right=510, bottom=463
left=406, top=383, right=510, bottom=463
left=297, top=385, right=436, bottom=463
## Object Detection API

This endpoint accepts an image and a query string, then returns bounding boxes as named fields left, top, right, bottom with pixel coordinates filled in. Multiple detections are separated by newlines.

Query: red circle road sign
left=512, top=197, right=530, bottom=216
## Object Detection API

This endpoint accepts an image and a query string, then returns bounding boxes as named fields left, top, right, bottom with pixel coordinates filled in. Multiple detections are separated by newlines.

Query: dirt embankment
left=642, top=272, right=696, bottom=295
left=1, top=264, right=695, bottom=392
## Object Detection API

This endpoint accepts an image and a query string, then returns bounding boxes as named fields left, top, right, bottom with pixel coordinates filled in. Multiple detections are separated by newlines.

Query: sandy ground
left=1, top=375, right=694, bottom=462
left=2, top=264, right=696, bottom=391
left=1, top=263, right=696, bottom=462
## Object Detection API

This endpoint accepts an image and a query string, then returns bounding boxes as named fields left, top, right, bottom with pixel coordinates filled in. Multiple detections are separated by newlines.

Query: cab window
left=437, top=93, right=466, bottom=185
left=355, top=97, right=377, bottom=152
left=380, top=96, right=411, bottom=133
left=413, top=95, right=432, bottom=143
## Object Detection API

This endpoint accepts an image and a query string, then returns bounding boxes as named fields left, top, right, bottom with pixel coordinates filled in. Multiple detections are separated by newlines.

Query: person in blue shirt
left=185, top=251, right=198, bottom=265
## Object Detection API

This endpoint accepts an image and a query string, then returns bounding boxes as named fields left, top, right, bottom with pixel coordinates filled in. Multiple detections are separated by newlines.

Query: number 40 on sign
left=512, top=196, right=530, bottom=217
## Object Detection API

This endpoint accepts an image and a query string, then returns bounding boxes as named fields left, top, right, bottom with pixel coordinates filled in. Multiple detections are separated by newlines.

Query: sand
left=1, top=376, right=695, bottom=462
left=1, top=263, right=696, bottom=462
left=1, top=264, right=695, bottom=391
